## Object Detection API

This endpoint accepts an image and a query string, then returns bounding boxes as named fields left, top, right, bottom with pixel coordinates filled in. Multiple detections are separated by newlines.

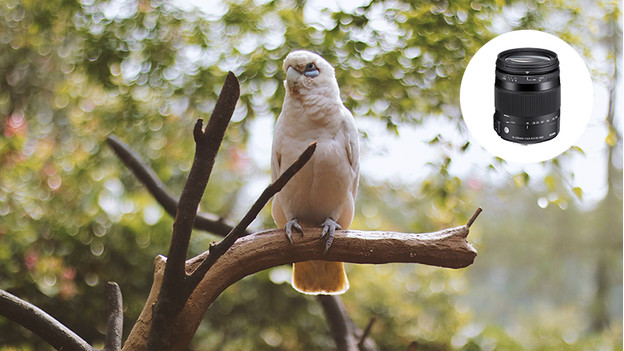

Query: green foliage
left=0, top=0, right=621, bottom=350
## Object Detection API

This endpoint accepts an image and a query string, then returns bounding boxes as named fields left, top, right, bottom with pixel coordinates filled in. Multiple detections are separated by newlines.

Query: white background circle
left=460, top=30, right=593, bottom=163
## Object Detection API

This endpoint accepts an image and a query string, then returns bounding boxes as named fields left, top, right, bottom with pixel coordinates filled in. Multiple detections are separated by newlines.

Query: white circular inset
left=460, top=30, right=593, bottom=163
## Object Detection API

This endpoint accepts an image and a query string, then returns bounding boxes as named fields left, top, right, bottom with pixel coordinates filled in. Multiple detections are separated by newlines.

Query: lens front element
left=505, top=55, right=551, bottom=64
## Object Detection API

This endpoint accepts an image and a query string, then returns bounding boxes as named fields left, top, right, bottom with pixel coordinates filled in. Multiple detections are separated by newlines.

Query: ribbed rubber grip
left=495, top=86, right=561, bottom=117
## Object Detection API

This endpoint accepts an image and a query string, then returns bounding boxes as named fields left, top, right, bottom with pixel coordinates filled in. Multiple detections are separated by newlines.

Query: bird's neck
left=284, top=88, right=344, bottom=124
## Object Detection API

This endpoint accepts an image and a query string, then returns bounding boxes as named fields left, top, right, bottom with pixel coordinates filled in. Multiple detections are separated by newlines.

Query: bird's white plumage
left=271, top=50, right=359, bottom=230
left=271, top=50, right=359, bottom=294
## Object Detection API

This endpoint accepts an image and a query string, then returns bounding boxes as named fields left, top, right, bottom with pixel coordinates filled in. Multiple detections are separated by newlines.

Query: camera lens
left=494, top=48, right=561, bottom=144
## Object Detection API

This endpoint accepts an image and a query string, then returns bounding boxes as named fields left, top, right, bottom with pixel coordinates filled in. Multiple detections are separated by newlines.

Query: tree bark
left=0, top=282, right=123, bottom=351
left=318, top=295, right=358, bottom=351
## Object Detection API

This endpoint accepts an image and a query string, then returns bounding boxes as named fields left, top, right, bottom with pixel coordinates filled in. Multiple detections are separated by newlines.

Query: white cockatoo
left=271, top=50, right=359, bottom=295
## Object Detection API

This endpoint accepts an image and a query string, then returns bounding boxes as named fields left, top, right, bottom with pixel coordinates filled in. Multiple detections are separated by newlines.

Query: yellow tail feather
left=292, top=260, right=349, bottom=295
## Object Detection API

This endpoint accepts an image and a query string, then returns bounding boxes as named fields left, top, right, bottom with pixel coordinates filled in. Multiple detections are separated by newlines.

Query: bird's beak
left=286, top=66, right=303, bottom=86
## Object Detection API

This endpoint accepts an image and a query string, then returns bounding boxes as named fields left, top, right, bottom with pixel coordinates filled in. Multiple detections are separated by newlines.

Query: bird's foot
left=320, top=218, right=341, bottom=254
left=285, top=218, right=304, bottom=244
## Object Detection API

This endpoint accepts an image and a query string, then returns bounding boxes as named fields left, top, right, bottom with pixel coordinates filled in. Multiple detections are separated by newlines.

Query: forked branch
left=108, top=131, right=379, bottom=351
left=145, top=72, right=319, bottom=351
left=186, top=142, right=317, bottom=287
left=123, top=211, right=480, bottom=351
left=147, top=72, right=240, bottom=351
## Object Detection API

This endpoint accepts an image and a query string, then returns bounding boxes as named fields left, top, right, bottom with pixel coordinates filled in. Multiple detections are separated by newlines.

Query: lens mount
left=494, top=48, right=561, bottom=144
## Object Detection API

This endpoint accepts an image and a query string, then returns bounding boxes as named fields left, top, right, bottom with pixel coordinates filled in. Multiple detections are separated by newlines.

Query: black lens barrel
left=494, top=48, right=561, bottom=144
left=495, top=84, right=561, bottom=117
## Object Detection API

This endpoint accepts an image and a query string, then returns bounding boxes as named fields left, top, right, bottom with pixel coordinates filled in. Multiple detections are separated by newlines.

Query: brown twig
left=358, top=315, right=376, bottom=350
left=105, top=135, right=241, bottom=236
left=466, top=207, right=482, bottom=228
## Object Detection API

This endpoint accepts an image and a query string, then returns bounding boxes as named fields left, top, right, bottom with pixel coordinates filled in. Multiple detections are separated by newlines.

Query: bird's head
left=283, top=50, right=339, bottom=97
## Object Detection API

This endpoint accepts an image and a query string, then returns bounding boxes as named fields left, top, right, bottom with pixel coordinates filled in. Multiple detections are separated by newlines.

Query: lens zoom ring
left=495, top=86, right=561, bottom=117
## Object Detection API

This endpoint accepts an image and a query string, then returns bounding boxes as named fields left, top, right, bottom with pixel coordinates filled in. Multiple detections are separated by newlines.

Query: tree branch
left=466, top=207, right=482, bottom=228
left=147, top=71, right=240, bottom=351
left=105, top=135, right=240, bottom=236
left=108, top=134, right=369, bottom=351
left=186, top=142, right=317, bottom=288
left=0, top=288, right=94, bottom=351
left=123, top=213, right=479, bottom=351
left=318, top=294, right=378, bottom=351
left=0, top=281, right=125, bottom=351
left=104, top=282, right=123, bottom=351
left=318, top=294, right=359, bottom=351
left=166, top=71, right=239, bottom=281
left=358, top=315, right=377, bottom=351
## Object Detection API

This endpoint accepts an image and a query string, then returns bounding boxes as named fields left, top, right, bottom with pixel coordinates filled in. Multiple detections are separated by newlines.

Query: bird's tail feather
left=292, top=260, right=349, bottom=295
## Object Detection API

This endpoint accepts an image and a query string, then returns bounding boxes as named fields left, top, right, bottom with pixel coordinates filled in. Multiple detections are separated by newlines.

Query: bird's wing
left=342, top=108, right=360, bottom=199
left=270, top=118, right=283, bottom=183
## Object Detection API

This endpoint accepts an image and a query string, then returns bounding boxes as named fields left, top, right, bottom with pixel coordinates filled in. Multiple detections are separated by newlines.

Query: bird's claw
left=285, top=218, right=304, bottom=244
left=320, top=218, right=341, bottom=254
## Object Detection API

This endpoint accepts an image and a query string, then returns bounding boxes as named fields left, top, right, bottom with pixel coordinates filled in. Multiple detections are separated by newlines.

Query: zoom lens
left=494, top=48, right=561, bottom=144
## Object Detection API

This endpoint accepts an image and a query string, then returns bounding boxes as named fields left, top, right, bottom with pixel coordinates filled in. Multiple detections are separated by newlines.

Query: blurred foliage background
left=0, top=0, right=621, bottom=350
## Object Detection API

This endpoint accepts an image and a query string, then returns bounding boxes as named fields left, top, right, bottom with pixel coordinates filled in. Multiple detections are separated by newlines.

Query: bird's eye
left=303, top=62, right=320, bottom=78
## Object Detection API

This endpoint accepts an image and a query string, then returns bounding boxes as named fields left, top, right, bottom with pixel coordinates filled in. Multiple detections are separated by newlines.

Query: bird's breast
left=277, top=137, right=355, bottom=226
left=272, top=99, right=358, bottom=227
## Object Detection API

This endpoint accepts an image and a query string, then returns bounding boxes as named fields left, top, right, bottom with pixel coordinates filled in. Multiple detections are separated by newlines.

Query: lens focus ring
left=495, top=85, right=561, bottom=117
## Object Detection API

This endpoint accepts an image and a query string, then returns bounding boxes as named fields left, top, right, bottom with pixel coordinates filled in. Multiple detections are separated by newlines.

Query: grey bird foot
left=285, top=218, right=304, bottom=244
left=320, top=218, right=341, bottom=254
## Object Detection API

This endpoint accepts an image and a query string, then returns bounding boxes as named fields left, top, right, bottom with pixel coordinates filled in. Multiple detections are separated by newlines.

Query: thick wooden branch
left=123, top=213, right=479, bottom=351
left=147, top=71, right=240, bottom=351
left=0, top=289, right=94, bottom=351
left=165, top=72, right=239, bottom=284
